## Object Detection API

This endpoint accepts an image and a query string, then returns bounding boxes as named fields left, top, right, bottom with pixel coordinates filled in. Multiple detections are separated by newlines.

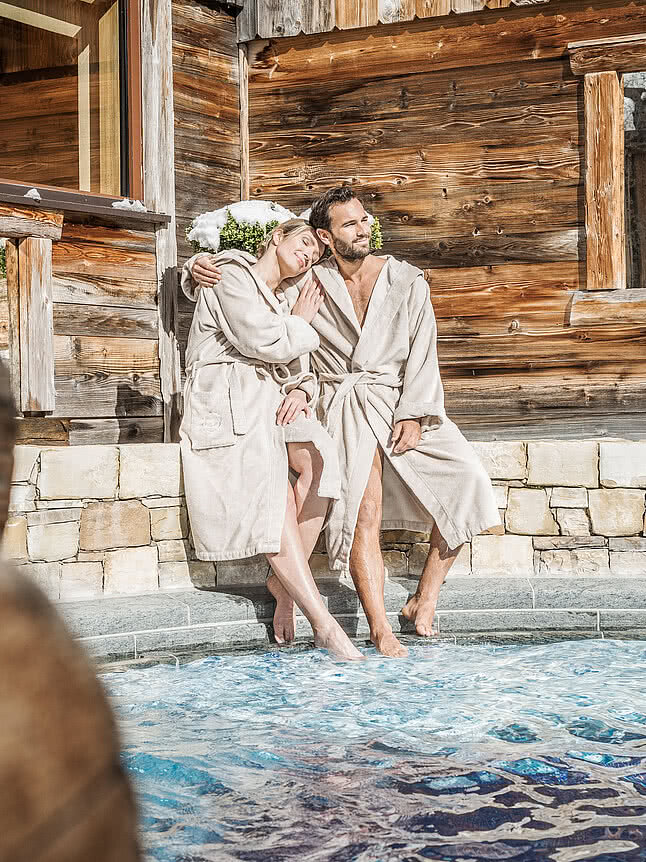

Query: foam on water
left=106, top=639, right=646, bottom=861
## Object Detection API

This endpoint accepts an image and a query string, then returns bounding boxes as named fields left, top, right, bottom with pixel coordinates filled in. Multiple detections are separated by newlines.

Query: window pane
left=0, top=0, right=123, bottom=195
left=624, top=72, right=646, bottom=288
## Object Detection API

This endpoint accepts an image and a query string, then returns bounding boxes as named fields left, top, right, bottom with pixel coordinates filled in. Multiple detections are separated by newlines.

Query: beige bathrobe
left=284, top=255, right=500, bottom=573
left=180, top=251, right=340, bottom=561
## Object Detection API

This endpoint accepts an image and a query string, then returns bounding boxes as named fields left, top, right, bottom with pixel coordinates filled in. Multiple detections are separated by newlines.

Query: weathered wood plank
left=53, top=335, right=162, bottom=418
left=335, top=0, right=378, bottom=30
left=0, top=204, right=63, bottom=241
left=51, top=241, right=157, bottom=280
left=5, top=241, right=21, bottom=411
left=569, top=288, right=646, bottom=325
left=18, top=238, right=55, bottom=413
left=51, top=274, right=158, bottom=310
left=15, top=417, right=70, bottom=446
left=59, top=221, right=156, bottom=253
left=53, top=303, right=159, bottom=340
left=569, top=33, right=646, bottom=76
left=240, top=43, right=250, bottom=200
left=379, top=0, right=417, bottom=23
left=68, top=417, right=164, bottom=445
left=247, top=2, right=646, bottom=87
left=459, top=411, right=646, bottom=442
left=584, top=71, right=625, bottom=290
left=144, top=0, right=182, bottom=440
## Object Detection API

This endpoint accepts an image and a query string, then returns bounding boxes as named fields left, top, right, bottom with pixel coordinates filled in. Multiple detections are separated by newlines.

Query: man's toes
left=415, top=622, right=435, bottom=637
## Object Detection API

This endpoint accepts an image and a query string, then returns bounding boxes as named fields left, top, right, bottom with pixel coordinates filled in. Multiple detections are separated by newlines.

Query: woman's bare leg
left=268, top=442, right=327, bottom=644
left=267, top=483, right=362, bottom=661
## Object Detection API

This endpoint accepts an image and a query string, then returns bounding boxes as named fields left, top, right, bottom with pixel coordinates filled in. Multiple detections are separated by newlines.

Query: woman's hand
left=290, top=275, right=324, bottom=323
left=276, top=390, right=311, bottom=426
left=193, top=254, right=222, bottom=288
left=391, top=419, right=422, bottom=454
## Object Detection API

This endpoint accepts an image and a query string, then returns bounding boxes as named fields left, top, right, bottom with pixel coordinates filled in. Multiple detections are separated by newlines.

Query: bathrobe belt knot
left=319, top=371, right=402, bottom=432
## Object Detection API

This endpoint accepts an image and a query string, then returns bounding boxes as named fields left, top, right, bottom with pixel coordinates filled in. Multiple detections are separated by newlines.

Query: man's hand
left=193, top=253, right=222, bottom=288
left=391, top=419, right=422, bottom=454
left=276, top=390, right=311, bottom=426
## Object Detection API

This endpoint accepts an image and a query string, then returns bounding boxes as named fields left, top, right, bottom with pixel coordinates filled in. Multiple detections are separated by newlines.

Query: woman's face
left=275, top=228, right=323, bottom=277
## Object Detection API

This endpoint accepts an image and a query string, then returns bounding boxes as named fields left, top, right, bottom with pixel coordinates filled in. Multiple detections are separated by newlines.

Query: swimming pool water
left=106, top=639, right=646, bottom=861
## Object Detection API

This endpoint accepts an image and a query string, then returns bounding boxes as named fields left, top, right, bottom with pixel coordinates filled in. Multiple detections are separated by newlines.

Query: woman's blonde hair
left=256, top=218, right=322, bottom=259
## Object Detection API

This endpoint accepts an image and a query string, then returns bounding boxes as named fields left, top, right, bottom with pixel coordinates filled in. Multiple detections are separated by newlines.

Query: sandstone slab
left=27, top=508, right=81, bottom=527
left=11, top=445, right=40, bottom=483
left=600, top=442, right=646, bottom=488
left=492, top=485, right=509, bottom=509
left=555, top=508, right=591, bottom=537
left=59, top=562, right=104, bottom=600
left=527, top=441, right=598, bottom=488
left=533, top=536, right=606, bottom=550
left=9, top=483, right=36, bottom=513
left=150, top=506, right=188, bottom=541
left=27, top=520, right=80, bottom=562
left=104, top=546, right=159, bottom=595
left=609, top=551, right=646, bottom=576
left=506, top=488, right=558, bottom=536
left=471, top=535, right=533, bottom=576
left=536, top=549, right=610, bottom=577
left=156, top=539, right=189, bottom=563
left=119, top=444, right=182, bottom=499
left=588, top=489, right=645, bottom=536
left=80, top=501, right=150, bottom=551
left=409, top=542, right=470, bottom=577
left=471, top=442, right=526, bottom=480
left=158, top=560, right=193, bottom=590
left=39, top=446, right=118, bottom=500
left=3, top=515, right=28, bottom=561
left=18, top=561, right=60, bottom=599
left=550, top=487, right=588, bottom=508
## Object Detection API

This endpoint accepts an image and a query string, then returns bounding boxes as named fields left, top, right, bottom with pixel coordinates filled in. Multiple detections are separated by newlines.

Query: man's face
left=320, top=199, right=371, bottom=261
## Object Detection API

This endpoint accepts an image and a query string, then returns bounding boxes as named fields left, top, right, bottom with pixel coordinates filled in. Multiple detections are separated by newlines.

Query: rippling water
left=106, top=639, right=646, bottom=861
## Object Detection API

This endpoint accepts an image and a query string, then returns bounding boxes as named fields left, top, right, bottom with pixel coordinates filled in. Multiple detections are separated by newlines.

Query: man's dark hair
left=309, top=187, right=360, bottom=232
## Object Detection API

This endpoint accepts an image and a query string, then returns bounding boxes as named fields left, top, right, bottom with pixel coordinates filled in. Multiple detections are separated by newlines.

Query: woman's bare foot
left=267, top=574, right=295, bottom=644
left=371, top=627, right=409, bottom=658
left=314, top=622, right=364, bottom=661
left=401, top=594, right=438, bottom=637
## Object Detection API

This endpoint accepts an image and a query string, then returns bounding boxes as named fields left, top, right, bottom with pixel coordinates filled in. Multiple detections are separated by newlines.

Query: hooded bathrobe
left=284, top=255, right=500, bottom=573
left=180, top=251, right=340, bottom=561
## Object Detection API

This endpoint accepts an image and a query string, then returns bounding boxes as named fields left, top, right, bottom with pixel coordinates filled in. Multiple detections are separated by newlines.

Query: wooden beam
left=569, top=288, right=646, bottom=326
left=5, top=241, right=21, bottom=411
left=141, top=0, right=182, bottom=442
left=239, top=43, right=250, bottom=201
left=0, top=204, right=63, bottom=241
left=569, top=34, right=646, bottom=76
left=17, top=239, right=56, bottom=413
left=583, top=71, right=625, bottom=291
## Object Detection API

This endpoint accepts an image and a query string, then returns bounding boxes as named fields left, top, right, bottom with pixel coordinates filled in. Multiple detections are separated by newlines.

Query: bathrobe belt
left=319, top=371, right=402, bottom=432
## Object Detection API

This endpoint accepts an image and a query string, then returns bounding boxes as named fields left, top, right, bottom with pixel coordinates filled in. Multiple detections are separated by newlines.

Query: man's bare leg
left=349, top=449, right=408, bottom=658
left=266, top=484, right=363, bottom=660
left=268, top=443, right=327, bottom=644
left=401, top=524, right=461, bottom=636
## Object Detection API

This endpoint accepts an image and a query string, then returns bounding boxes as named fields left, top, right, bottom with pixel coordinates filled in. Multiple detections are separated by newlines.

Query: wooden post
left=584, top=71, right=625, bottom=290
left=16, top=239, right=55, bottom=413
left=141, top=0, right=182, bottom=442
left=239, top=43, right=250, bottom=201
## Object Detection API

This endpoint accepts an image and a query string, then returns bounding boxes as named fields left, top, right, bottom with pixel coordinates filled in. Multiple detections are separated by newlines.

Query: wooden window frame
left=0, top=0, right=144, bottom=202
left=568, top=35, right=646, bottom=291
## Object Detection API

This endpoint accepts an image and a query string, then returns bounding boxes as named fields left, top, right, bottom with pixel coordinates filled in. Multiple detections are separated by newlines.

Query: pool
left=106, top=639, right=646, bottom=861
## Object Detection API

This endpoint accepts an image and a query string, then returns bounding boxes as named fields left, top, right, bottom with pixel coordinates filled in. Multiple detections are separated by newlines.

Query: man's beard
left=331, top=235, right=371, bottom=261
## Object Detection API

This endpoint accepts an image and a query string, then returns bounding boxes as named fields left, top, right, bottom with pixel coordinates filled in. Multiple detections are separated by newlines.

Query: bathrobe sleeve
left=393, top=275, right=446, bottom=428
left=181, top=253, right=204, bottom=301
left=203, top=263, right=320, bottom=365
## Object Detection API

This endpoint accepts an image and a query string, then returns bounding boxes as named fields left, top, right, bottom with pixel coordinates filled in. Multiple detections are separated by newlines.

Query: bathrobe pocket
left=187, top=366, right=237, bottom=450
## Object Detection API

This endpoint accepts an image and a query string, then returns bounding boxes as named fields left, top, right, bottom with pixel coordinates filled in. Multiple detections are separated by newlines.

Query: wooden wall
left=248, top=0, right=646, bottom=439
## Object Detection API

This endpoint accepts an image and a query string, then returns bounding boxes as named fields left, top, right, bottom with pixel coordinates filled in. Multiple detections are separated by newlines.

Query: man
left=185, top=187, right=500, bottom=658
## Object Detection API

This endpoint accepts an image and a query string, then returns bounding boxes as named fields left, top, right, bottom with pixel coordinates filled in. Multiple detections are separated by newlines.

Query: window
left=0, top=0, right=141, bottom=198
left=624, top=71, right=646, bottom=288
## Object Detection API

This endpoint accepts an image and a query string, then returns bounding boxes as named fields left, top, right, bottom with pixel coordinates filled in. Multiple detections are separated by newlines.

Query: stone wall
left=3, top=441, right=646, bottom=602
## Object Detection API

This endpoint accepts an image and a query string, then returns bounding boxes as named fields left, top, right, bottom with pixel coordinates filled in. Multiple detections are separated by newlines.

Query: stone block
left=134, top=622, right=269, bottom=657
left=80, top=500, right=150, bottom=550
left=536, top=549, right=610, bottom=577
left=36, top=499, right=84, bottom=509
left=599, top=610, right=646, bottom=631
left=142, top=496, right=184, bottom=508
left=18, top=561, right=60, bottom=599
left=437, top=609, right=597, bottom=633
left=27, top=520, right=80, bottom=562
left=609, top=537, right=646, bottom=551
left=150, top=506, right=188, bottom=541
left=533, top=536, right=606, bottom=550
left=77, top=550, right=105, bottom=562
left=588, top=489, right=645, bottom=536
left=189, top=561, right=217, bottom=589
left=609, top=552, right=646, bottom=576
left=527, top=441, right=598, bottom=488
left=408, top=542, right=470, bottom=577
left=59, top=593, right=188, bottom=637
left=483, top=518, right=505, bottom=535
left=119, top=444, right=182, bottom=499
left=158, top=561, right=193, bottom=591
left=471, top=442, right=526, bottom=480
left=436, top=577, right=532, bottom=609
left=3, top=515, right=28, bottom=561
left=59, top=562, right=104, bottom=600
left=505, top=488, right=558, bottom=536
left=78, top=634, right=136, bottom=662
left=156, top=539, right=189, bottom=563
left=9, top=483, right=36, bottom=513
left=103, top=546, right=159, bottom=595
left=39, top=446, right=118, bottom=500
left=12, top=445, right=39, bottom=483
left=530, top=577, right=646, bottom=609
left=380, top=530, right=429, bottom=547
left=382, top=550, right=408, bottom=576
left=555, top=508, right=591, bottom=537
left=471, top=535, right=533, bottom=576
left=600, top=441, right=646, bottom=488
left=217, top=555, right=270, bottom=586
left=27, top=508, right=81, bottom=527
left=550, top=487, right=588, bottom=508
left=492, top=485, right=509, bottom=509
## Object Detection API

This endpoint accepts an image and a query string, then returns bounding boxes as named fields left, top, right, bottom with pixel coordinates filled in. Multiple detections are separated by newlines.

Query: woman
left=180, top=219, right=362, bottom=661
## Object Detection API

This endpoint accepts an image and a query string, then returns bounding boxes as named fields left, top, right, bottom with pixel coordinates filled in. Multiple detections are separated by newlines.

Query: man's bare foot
left=401, top=594, right=438, bottom=637
left=314, top=623, right=364, bottom=661
left=267, top=574, right=295, bottom=644
left=371, top=628, right=409, bottom=658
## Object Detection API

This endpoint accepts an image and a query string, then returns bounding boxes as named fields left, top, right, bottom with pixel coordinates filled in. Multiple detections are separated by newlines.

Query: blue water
left=106, top=639, right=646, bottom=861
